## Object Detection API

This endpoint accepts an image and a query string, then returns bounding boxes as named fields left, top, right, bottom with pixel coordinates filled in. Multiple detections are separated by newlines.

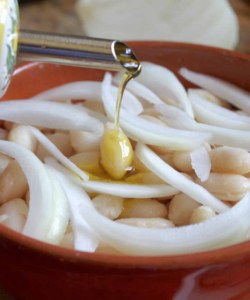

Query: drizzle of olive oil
left=100, top=47, right=141, bottom=180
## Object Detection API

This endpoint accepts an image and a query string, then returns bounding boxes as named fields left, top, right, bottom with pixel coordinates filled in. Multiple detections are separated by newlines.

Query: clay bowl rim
left=0, top=41, right=250, bottom=271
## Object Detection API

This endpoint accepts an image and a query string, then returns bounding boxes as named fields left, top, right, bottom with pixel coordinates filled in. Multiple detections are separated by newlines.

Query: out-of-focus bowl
left=1, top=42, right=250, bottom=300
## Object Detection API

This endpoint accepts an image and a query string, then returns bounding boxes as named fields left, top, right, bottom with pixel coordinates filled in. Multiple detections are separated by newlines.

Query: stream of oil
left=99, top=44, right=142, bottom=180
left=114, top=55, right=141, bottom=129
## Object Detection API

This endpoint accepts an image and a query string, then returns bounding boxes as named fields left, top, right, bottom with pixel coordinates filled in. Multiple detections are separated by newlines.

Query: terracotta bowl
left=1, top=42, right=250, bottom=300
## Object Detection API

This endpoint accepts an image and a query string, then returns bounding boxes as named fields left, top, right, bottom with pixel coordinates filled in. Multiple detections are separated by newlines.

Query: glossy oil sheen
left=0, top=42, right=250, bottom=300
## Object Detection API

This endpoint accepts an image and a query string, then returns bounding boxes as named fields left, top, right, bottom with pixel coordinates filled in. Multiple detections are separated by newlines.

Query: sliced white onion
left=136, top=143, right=229, bottom=213
left=190, top=146, right=211, bottom=182
left=199, top=124, right=250, bottom=150
left=0, top=100, right=103, bottom=132
left=155, top=103, right=198, bottom=130
left=48, top=166, right=100, bottom=252
left=180, top=68, right=250, bottom=113
left=43, top=166, right=69, bottom=244
left=76, top=0, right=238, bottom=49
left=46, top=165, right=99, bottom=252
left=102, top=73, right=210, bottom=150
left=189, top=89, right=250, bottom=130
left=33, top=80, right=143, bottom=116
left=79, top=180, right=179, bottom=198
left=32, top=81, right=103, bottom=102
left=155, top=102, right=250, bottom=151
left=135, top=62, right=194, bottom=118
left=27, top=126, right=89, bottom=181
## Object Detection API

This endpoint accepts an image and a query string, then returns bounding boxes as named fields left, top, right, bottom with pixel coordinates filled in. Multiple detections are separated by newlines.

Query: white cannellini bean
left=0, top=153, right=12, bottom=175
left=36, top=132, right=73, bottom=160
left=69, top=151, right=100, bottom=173
left=0, top=198, right=28, bottom=232
left=116, top=217, right=174, bottom=228
left=168, top=193, right=200, bottom=226
left=173, top=151, right=193, bottom=173
left=0, top=160, right=28, bottom=204
left=120, top=198, right=167, bottom=219
left=210, top=146, right=250, bottom=175
left=8, top=125, right=37, bottom=152
left=189, top=205, right=216, bottom=224
left=92, top=194, right=124, bottom=220
left=70, top=130, right=102, bottom=153
left=196, top=173, right=250, bottom=201
left=159, top=153, right=175, bottom=168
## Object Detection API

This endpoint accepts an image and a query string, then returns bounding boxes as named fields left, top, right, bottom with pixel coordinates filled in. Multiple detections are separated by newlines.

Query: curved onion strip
left=199, top=124, right=250, bottom=150
left=0, top=100, right=103, bottom=132
left=45, top=157, right=179, bottom=198
left=136, top=143, right=229, bottom=213
left=52, top=168, right=250, bottom=255
left=0, top=140, right=64, bottom=243
left=46, top=165, right=99, bottom=252
left=190, top=146, right=211, bottom=182
left=80, top=181, right=179, bottom=198
left=136, top=62, right=194, bottom=118
left=43, top=166, right=70, bottom=244
left=180, top=68, right=250, bottom=113
left=189, top=89, right=250, bottom=130
left=156, top=103, right=250, bottom=151
left=102, top=73, right=210, bottom=151
left=113, top=72, right=164, bottom=104
left=32, top=81, right=103, bottom=102
left=32, top=81, right=143, bottom=116
left=28, top=126, right=89, bottom=181
left=155, top=103, right=198, bottom=130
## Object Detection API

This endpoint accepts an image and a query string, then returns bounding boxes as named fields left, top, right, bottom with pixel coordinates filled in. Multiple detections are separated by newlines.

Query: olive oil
left=100, top=46, right=141, bottom=180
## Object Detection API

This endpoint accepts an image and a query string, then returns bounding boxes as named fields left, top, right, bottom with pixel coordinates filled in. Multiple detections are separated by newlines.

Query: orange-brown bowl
left=1, top=42, right=250, bottom=300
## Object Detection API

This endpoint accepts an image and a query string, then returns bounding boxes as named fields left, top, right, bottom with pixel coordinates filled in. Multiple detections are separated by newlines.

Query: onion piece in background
left=76, top=0, right=238, bottom=49
left=180, top=68, right=250, bottom=113
left=155, top=101, right=250, bottom=151
left=189, top=88, right=250, bottom=130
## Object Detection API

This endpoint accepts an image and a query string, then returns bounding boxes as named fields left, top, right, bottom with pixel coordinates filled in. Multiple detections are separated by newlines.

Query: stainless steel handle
left=18, top=30, right=140, bottom=74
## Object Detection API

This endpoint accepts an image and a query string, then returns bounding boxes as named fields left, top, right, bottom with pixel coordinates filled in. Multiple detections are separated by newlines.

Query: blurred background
left=18, top=0, right=250, bottom=53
